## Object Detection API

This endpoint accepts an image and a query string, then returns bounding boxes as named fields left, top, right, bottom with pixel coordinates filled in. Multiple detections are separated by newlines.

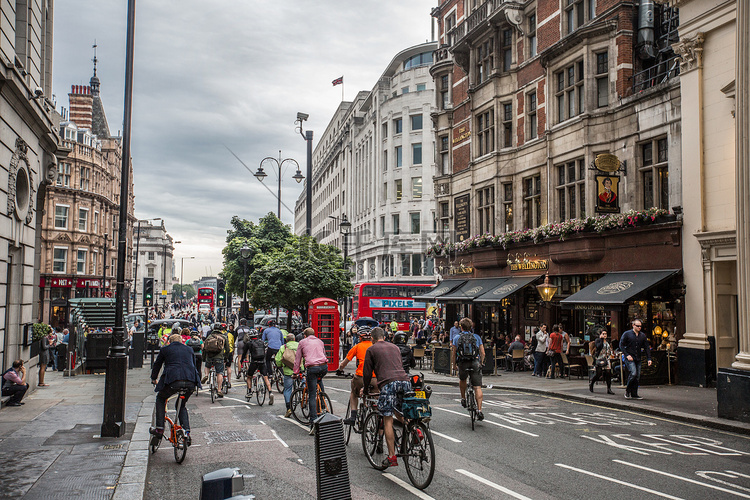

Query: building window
left=501, top=28, right=513, bottom=72
left=402, top=87, right=409, bottom=94
left=503, top=182, right=513, bottom=232
left=382, top=122, right=388, bottom=138
left=57, top=163, right=71, bottom=187
left=410, top=213, right=421, bottom=234
left=596, top=52, right=608, bottom=108
left=523, top=175, right=542, bottom=228
left=476, top=37, right=494, bottom=84
left=403, top=52, right=433, bottom=69
left=392, top=214, right=400, bottom=235
left=411, top=114, right=423, bottom=131
left=93, top=211, right=99, bottom=233
left=556, top=61, right=584, bottom=123
left=382, top=254, right=394, bottom=277
left=556, top=159, right=586, bottom=220
left=502, top=102, right=513, bottom=147
left=395, top=146, right=403, bottom=167
left=445, top=11, right=457, bottom=45
left=477, top=186, right=495, bottom=235
left=78, top=208, right=89, bottom=231
left=380, top=216, right=385, bottom=237
left=528, top=92, right=538, bottom=140
left=55, top=205, right=69, bottom=229
left=416, top=83, right=426, bottom=91
left=147, top=267, right=154, bottom=278
left=395, top=179, right=403, bottom=201
left=641, top=137, right=669, bottom=209
left=412, top=143, right=422, bottom=165
left=412, top=177, right=422, bottom=199
left=76, top=249, right=87, bottom=274
left=528, top=13, right=537, bottom=57
left=394, top=118, right=403, bottom=134
left=440, top=136, right=450, bottom=175
left=477, top=109, right=494, bottom=156
left=53, top=247, right=68, bottom=273
left=80, top=166, right=90, bottom=191
left=148, top=251, right=155, bottom=261
left=92, top=252, right=98, bottom=274
left=382, top=182, right=387, bottom=203
left=440, top=74, right=450, bottom=110
left=565, top=0, right=590, bottom=34
left=382, top=151, right=388, bottom=171
left=440, top=202, right=450, bottom=237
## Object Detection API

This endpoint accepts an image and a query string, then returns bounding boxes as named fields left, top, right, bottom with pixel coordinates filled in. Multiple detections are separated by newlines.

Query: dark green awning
left=69, top=298, right=116, bottom=328
left=437, top=278, right=509, bottom=303
left=413, top=280, right=466, bottom=302
left=561, top=270, right=681, bottom=310
left=473, top=275, right=541, bottom=302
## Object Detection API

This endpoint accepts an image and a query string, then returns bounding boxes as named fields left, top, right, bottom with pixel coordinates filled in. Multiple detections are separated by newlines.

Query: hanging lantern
left=536, top=275, right=558, bottom=303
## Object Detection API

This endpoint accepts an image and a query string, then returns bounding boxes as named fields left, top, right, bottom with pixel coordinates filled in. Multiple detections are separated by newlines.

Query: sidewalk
left=0, top=365, right=155, bottom=500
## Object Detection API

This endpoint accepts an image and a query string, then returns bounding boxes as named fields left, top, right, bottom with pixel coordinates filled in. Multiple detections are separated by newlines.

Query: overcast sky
left=52, top=0, right=435, bottom=284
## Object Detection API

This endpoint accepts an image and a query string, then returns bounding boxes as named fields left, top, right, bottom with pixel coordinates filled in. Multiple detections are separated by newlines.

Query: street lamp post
left=180, top=256, right=194, bottom=305
left=101, top=232, right=108, bottom=297
left=240, top=245, right=251, bottom=321
left=331, top=214, right=352, bottom=333
left=253, top=151, right=304, bottom=219
left=132, top=217, right=161, bottom=312
left=296, top=113, right=313, bottom=236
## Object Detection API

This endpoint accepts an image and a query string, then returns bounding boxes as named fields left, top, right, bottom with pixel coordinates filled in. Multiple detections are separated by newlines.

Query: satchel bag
left=596, top=358, right=608, bottom=368
left=545, top=349, right=555, bottom=357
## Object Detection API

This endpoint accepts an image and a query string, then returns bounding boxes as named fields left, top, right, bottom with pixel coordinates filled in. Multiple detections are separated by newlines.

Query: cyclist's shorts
left=377, top=380, right=412, bottom=417
left=224, top=357, right=232, bottom=368
left=247, top=361, right=267, bottom=378
left=351, top=374, right=377, bottom=396
left=457, top=359, right=482, bottom=387
left=206, top=359, right=225, bottom=375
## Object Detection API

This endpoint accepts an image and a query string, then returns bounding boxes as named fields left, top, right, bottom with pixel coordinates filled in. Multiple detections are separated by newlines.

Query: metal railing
left=631, top=56, right=680, bottom=93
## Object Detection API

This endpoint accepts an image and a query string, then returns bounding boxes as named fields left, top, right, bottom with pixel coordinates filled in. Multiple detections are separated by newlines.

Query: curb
left=112, top=395, right=155, bottom=500
left=423, top=377, right=750, bottom=436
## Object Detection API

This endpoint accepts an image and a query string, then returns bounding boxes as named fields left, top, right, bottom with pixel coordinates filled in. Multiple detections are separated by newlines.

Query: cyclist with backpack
left=223, top=324, right=235, bottom=388
left=262, top=319, right=285, bottom=381
left=235, top=318, right=251, bottom=368
left=243, top=328, right=274, bottom=404
left=338, top=326, right=377, bottom=426
left=202, top=324, right=228, bottom=398
left=451, top=317, right=485, bottom=421
left=393, top=332, right=416, bottom=374
left=275, top=332, right=299, bottom=417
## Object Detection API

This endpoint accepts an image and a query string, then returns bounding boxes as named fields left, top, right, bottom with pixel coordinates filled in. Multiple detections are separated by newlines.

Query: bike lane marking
left=382, top=472, right=436, bottom=500
left=433, top=407, right=539, bottom=437
left=271, top=429, right=289, bottom=448
left=555, top=463, right=684, bottom=499
left=455, top=469, right=534, bottom=500
left=612, top=460, right=750, bottom=498
left=430, top=430, right=461, bottom=443
left=277, top=415, right=311, bottom=432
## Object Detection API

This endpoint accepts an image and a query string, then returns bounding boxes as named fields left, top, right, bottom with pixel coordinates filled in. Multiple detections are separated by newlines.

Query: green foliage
left=250, top=236, right=353, bottom=312
left=172, top=284, right=196, bottom=301
left=32, top=323, right=51, bottom=341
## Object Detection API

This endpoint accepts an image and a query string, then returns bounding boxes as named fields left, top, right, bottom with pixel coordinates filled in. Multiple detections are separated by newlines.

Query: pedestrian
left=449, top=321, right=461, bottom=343
left=350, top=325, right=359, bottom=346
left=293, top=327, right=328, bottom=434
left=2, top=359, right=29, bottom=406
left=275, top=333, right=299, bottom=418
left=38, top=329, right=51, bottom=386
left=590, top=329, right=615, bottom=394
left=620, top=319, right=652, bottom=400
left=47, top=328, right=58, bottom=371
left=547, top=325, right=564, bottom=379
left=533, top=325, right=548, bottom=377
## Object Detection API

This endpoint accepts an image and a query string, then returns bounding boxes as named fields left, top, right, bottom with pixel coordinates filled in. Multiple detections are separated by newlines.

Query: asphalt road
left=145, top=375, right=750, bottom=499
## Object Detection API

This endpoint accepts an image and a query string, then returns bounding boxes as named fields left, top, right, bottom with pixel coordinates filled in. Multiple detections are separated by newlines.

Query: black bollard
left=200, top=468, right=250, bottom=500
left=314, top=413, right=352, bottom=500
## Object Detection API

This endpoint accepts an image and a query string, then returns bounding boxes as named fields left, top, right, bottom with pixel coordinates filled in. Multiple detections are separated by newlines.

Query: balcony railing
left=452, top=0, right=511, bottom=46
left=631, top=55, right=680, bottom=93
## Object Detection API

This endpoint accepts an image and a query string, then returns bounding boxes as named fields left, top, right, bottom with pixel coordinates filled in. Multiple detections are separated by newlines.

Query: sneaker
left=381, top=455, right=398, bottom=468
left=477, top=411, right=484, bottom=421
left=607, top=390, right=615, bottom=395
left=376, top=439, right=384, bottom=455
left=415, top=428, right=425, bottom=441
left=285, top=409, right=293, bottom=418
left=216, top=392, right=224, bottom=398
left=149, top=427, right=164, bottom=436
left=632, top=394, right=643, bottom=400
left=185, top=433, right=192, bottom=446
left=624, top=393, right=631, bottom=399
left=269, top=393, right=274, bottom=405
left=343, top=417, right=356, bottom=426
left=201, top=376, right=208, bottom=384
left=6, top=401, right=22, bottom=407
left=461, top=398, right=467, bottom=408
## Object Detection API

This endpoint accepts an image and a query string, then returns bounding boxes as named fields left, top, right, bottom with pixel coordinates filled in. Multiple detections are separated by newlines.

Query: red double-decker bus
left=197, top=287, right=214, bottom=312
left=352, top=283, right=433, bottom=331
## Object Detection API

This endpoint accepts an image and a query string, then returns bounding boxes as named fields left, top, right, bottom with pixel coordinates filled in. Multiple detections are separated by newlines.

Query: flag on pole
left=332, top=76, right=344, bottom=86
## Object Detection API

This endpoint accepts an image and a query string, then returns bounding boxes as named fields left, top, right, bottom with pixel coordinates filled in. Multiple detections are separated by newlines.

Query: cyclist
left=275, top=332, right=299, bottom=417
left=293, top=327, right=328, bottom=434
left=338, top=325, right=377, bottom=426
left=393, top=332, right=416, bottom=374
left=150, top=333, right=201, bottom=446
left=235, top=318, right=251, bottom=368
left=262, top=319, right=285, bottom=382
left=451, top=317, right=485, bottom=421
left=243, top=328, right=274, bottom=404
left=362, top=327, right=411, bottom=468
left=203, top=324, right=228, bottom=398
left=223, top=324, right=235, bottom=387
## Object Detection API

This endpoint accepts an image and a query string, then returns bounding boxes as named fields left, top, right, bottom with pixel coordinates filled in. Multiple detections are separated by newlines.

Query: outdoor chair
left=562, top=353, right=585, bottom=379
left=509, top=349, right=525, bottom=372
left=413, top=346, right=425, bottom=369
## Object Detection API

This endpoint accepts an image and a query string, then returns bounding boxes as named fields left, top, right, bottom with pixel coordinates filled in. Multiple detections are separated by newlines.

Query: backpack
left=281, top=345, right=297, bottom=369
left=237, top=327, right=253, bottom=344
left=186, top=337, right=202, bottom=353
left=456, top=332, right=479, bottom=362
left=250, top=338, right=266, bottom=361
left=204, top=332, right=225, bottom=355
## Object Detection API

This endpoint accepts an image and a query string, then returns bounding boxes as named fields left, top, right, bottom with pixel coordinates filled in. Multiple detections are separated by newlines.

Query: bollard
left=314, top=413, right=352, bottom=500
left=200, top=468, right=247, bottom=500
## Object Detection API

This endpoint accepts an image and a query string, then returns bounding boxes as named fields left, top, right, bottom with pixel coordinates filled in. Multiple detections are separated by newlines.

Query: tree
left=250, top=236, right=353, bottom=326
left=221, top=213, right=293, bottom=300
left=171, top=284, right=195, bottom=302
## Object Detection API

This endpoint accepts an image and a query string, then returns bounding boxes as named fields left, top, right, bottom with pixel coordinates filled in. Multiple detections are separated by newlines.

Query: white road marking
left=433, top=407, right=539, bottom=437
left=556, top=463, right=683, bottom=499
left=613, top=460, right=750, bottom=498
left=430, top=430, right=461, bottom=443
left=383, top=473, right=435, bottom=499
left=278, top=416, right=310, bottom=431
left=326, top=387, right=350, bottom=393
left=259, top=420, right=266, bottom=425
left=220, top=396, right=255, bottom=406
left=696, top=471, right=750, bottom=493
left=210, top=405, right=247, bottom=409
left=455, top=469, right=534, bottom=500
left=271, top=429, right=289, bottom=448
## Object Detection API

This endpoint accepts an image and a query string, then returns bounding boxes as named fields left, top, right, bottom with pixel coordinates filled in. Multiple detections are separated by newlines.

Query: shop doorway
left=714, top=261, right=738, bottom=370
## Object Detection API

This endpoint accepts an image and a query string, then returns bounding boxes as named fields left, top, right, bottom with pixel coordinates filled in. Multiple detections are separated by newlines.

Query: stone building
left=424, top=0, right=687, bottom=372
left=39, top=71, right=135, bottom=329
left=132, top=220, right=176, bottom=309
left=0, top=0, right=61, bottom=376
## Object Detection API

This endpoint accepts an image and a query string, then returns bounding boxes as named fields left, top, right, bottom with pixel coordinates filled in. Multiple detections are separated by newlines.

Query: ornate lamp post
left=253, top=151, right=304, bottom=219
left=240, top=244, right=251, bottom=320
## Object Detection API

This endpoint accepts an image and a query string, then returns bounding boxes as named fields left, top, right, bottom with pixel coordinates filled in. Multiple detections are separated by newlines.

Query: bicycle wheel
left=275, top=367, right=284, bottom=394
left=255, top=376, right=267, bottom=406
left=210, top=382, right=216, bottom=403
left=318, top=392, right=333, bottom=416
left=467, top=390, right=476, bottom=431
left=173, top=427, right=187, bottom=464
left=222, top=376, right=229, bottom=395
left=343, top=401, right=353, bottom=445
left=361, top=412, right=387, bottom=470
left=404, top=421, right=435, bottom=490
left=149, top=432, right=162, bottom=454
left=291, top=387, right=309, bottom=424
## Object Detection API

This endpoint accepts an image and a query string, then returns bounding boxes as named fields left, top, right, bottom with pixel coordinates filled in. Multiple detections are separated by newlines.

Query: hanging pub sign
left=595, top=175, right=620, bottom=213
left=454, top=194, right=470, bottom=242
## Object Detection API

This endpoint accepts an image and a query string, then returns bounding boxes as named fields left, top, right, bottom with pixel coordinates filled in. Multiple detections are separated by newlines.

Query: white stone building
left=132, top=221, right=176, bottom=309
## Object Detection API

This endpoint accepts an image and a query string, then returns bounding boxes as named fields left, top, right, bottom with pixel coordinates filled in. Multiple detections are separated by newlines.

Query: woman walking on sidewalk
left=590, top=329, right=615, bottom=394
left=38, top=332, right=52, bottom=386
left=533, top=325, right=548, bottom=377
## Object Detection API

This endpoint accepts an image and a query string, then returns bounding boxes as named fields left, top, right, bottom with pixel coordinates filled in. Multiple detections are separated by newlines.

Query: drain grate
left=102, top=444, right=124, bottom=450
left=203, top=429, right=258, bottom=445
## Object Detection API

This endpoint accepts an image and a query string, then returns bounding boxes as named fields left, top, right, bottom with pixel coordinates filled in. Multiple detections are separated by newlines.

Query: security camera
left=34, top=87, right=44, bottom=97
left=296, top=112, right=309, bottom=122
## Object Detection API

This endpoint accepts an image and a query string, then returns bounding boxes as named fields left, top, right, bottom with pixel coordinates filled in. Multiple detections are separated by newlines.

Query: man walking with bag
left=620, top=319, right=652, bottom=400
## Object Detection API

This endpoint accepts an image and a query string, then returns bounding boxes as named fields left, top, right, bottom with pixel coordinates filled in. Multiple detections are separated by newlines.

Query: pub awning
left=561, top=270, right=681, bottom=310
left=473, top=275, right=542, bottom=302
left=413, top=279, right=466, bottom=302
left=436, top=278, right=509, bottom=303
left=69, top=298, right=116, bottom=328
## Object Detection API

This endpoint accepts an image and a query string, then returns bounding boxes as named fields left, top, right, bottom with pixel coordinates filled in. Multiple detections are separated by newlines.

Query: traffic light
left=217, top=279, right=226, bottom=307
left=143, top=277, right=154, bottom=307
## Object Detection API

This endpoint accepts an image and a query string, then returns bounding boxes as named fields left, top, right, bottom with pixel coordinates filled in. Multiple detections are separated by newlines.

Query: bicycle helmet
left=393, top=332, right=408, bottom=345
left=172, top=322, right=181, bottom=331
left=212, top=322, right=223, bottom=331
left=358, top=325, right=373, bottom=339
left=247, top=328, right=260, bottom=339
left=267, top=319, right=277, bottom=327
left=239, top=318, right=247, bottom=326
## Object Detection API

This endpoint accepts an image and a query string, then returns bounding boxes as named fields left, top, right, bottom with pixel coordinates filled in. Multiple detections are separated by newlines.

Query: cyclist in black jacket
left=393, top=332, right=415, bottom=373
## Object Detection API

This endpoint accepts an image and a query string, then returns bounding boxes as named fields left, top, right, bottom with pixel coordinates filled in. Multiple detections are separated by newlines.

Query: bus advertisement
left=352, top=283, right=433, bottom=331
left=197, top=287, right=214, bottom=312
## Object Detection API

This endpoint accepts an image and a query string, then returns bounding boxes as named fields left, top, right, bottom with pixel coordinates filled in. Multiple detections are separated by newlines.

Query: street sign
left=161, top=290, right=168, bottom=296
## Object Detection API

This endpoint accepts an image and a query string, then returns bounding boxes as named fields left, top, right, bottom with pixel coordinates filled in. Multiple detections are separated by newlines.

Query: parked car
left=126, top=313, right=146, bottom=332
left=256, top=314, right=302, bottom=333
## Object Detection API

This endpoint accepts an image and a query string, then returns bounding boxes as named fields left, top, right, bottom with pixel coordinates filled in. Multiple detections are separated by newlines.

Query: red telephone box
left=308, top=297, right=340, bottom=371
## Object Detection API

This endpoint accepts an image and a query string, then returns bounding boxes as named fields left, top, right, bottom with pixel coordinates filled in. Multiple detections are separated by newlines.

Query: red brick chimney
left=68, top=85, right=93, bottom=130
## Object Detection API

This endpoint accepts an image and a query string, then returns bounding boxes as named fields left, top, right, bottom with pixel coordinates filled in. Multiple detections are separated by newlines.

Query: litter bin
left=85, top=332, right=111, bottom=371
left=200, top=468, right=247, bottom=500
left=130, top=331, right=145, bottom=368
left=56, top=344, right=67, bottom=371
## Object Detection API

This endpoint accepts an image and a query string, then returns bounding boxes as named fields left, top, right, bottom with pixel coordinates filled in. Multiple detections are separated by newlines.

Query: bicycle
left=343, top=392, right=379, bottom=445
left=247, top=370, right=267, bottom=406
left=464, top=366, right=478, bottom=430
left=361, top=387, right=435, bottom=489
left=221, top=368, right=230, bottom=395
left=269, top=364, right=284, bottom=394
left=290, top=374, right=332, bottom=425
left=149, top=387, right=190, bottom=463
left=207, top=365, right=218, bottom=403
